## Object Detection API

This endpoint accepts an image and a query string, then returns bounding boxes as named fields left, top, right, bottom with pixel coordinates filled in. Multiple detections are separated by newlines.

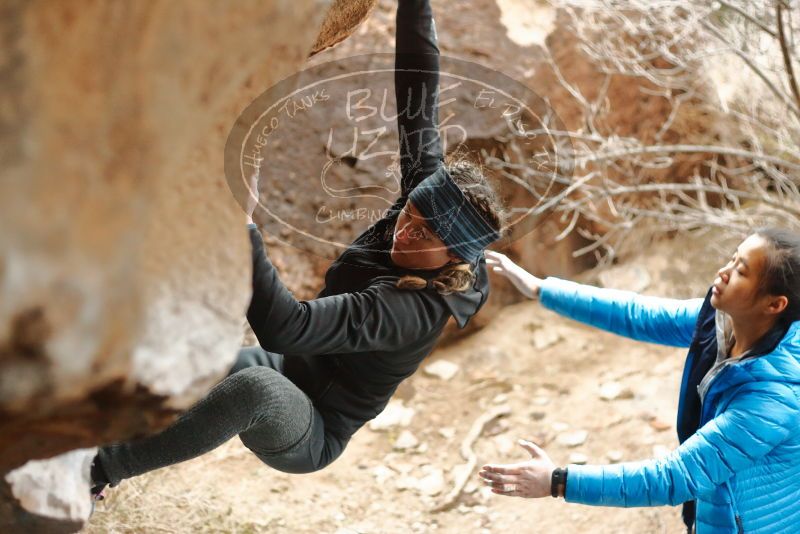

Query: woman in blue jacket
left=479, top=229, right=800, bottom=534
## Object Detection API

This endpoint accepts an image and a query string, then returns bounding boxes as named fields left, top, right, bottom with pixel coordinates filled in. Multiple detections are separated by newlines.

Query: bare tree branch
left=480, top=1, right=800, bottom=264
left=777, top=1, right=800, bottom=114
left=716, top=0, right=778, bottom=38
left=564, top=144, right=800, bottom=172
left=700, top=17, right=800, bottom=117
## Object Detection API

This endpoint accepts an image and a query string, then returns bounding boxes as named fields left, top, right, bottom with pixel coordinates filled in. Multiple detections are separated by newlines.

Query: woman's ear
left=767, top=295, right=789, bottom=316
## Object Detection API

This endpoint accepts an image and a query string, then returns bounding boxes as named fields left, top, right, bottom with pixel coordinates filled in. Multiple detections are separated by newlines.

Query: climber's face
left=391, top=200, right=460, bottom=270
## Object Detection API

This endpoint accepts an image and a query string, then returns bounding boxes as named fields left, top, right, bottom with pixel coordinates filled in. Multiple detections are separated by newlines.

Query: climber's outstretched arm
left=245, top=224, right=446, bottom=355
left=395, top=0, right=444, bottom=197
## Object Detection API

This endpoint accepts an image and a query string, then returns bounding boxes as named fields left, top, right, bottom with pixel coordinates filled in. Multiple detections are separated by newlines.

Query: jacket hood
left=401, top=259, right=489, bottom=329
left=743, top=321, right=800, bottom=383
left=712, top=321, right=800, bottom=394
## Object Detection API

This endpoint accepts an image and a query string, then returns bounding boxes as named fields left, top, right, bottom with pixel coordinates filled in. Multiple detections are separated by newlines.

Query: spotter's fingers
left=478, top=471, right=519, bottom=485
left=480, top=464, right=523, bottom=475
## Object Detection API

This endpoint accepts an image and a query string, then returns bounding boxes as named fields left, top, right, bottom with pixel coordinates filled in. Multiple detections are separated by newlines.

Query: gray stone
left=423, top=360, right=460, bottom=381
left=393, top=430, right=420, bottom=451
left=599, top=381, right=635, bottom=401
left=568, top=452, right=588, bottom=465
left=557, top=430, right=588, bottom=448
left=369, top=400, right=415, bottom=431
left=531, top=329, right=562, bottom=350
left=415, top=467, right=445, bottom=496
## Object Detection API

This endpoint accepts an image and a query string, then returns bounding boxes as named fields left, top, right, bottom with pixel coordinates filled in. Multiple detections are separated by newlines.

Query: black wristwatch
left=551, top=467, right=568, bottom=498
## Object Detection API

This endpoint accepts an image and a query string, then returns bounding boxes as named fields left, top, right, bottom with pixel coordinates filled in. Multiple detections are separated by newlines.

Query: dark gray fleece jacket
left=245, top=0, right=491, bottom=440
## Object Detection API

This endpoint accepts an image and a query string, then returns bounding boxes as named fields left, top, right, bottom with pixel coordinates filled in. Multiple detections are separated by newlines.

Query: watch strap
left=551, top=467, right=568, bottom=498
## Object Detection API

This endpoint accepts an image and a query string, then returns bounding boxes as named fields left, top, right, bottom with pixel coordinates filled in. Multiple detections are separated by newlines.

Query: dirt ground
left=84, top=231, right=738, bottom=534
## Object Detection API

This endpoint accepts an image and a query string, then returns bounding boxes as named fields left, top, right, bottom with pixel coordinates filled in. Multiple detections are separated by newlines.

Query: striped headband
left=407, top=167, right=501, bottom=263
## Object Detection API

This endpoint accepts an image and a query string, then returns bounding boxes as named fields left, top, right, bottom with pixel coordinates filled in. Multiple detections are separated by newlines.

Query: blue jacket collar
left=701, top=321, right=800, bottom=419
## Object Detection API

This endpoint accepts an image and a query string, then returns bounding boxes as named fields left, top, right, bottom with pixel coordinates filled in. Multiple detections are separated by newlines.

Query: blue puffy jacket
left=539, top=277, right=800, bottom=534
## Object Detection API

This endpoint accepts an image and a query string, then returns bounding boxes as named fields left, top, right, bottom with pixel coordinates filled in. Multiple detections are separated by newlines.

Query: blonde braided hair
left=396, top=160, right=504, bottom=295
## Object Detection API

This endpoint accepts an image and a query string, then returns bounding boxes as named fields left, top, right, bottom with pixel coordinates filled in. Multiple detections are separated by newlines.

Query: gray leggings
left=96, top=347, right=346, bottom=485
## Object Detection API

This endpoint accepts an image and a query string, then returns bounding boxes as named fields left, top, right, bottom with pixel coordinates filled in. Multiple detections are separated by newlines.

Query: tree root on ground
left=430, top=404, right=511, bottom=513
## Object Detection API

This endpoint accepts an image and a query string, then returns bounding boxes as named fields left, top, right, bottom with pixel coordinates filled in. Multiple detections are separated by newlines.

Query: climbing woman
left=90, top=0, right=503, bottom=497
left=480, top=229, right=800, bottom=533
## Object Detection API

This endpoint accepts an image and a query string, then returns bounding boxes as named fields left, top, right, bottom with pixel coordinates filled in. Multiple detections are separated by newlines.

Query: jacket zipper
left=725, top=481, right=744, bottom=533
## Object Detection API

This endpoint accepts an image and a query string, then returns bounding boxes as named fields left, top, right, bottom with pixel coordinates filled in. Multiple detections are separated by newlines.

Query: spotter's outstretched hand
left=478, top=439, right=555, bottom=498
left=485, top=251, right=542, bottom=300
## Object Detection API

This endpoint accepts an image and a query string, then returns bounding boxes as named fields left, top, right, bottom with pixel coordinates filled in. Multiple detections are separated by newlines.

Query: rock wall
left=0, top=0, right=375, bottom=530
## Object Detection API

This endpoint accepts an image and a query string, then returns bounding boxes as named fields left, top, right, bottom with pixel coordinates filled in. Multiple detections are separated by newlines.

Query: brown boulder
left=0, top=0, right=374, bottom=530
